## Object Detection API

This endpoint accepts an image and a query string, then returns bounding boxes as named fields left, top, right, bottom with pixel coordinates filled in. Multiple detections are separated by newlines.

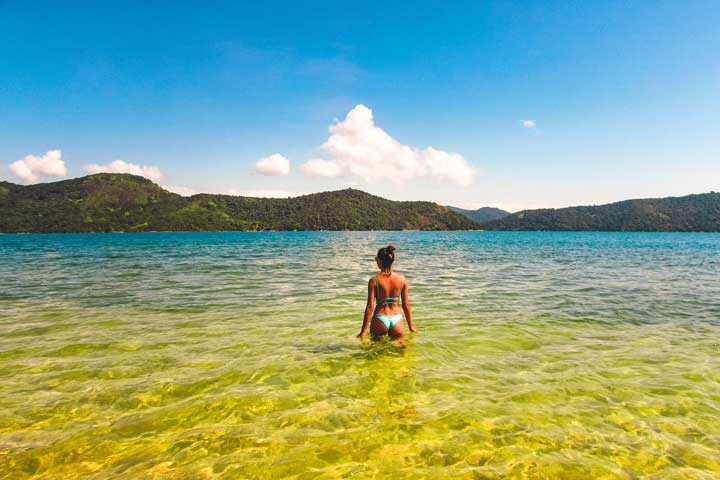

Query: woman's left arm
left=357, top=277, right=375, bottom=339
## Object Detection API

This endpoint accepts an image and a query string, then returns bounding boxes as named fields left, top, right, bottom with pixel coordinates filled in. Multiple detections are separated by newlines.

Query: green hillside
left=0, top=174, right=479, bottom=233
left=480, top=192, right=720, bottom=231
left=447, top=205, right=510, bottom=223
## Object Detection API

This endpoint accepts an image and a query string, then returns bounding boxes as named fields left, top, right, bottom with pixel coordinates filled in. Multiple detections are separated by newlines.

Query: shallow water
left=0, top=231, right=719, bottom=479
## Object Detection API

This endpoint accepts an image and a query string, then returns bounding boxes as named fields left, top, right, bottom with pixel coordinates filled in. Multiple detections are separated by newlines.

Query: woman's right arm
left=401, top=277, right=416, bottom=333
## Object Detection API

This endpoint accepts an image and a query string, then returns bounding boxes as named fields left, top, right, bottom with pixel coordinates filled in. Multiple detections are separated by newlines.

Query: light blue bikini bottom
left=374, top=313, right=403, bottom=330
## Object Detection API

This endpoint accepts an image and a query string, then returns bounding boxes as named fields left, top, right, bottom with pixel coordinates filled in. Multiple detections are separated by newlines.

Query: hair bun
left=387, top=244, right=395, bottom=253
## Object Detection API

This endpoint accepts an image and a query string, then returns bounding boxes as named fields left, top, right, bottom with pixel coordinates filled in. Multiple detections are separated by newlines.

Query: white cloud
left=299, top=158, right=343, bottom=177
left=302, top=104, right=475, bottom=186
left=84, top=160, right=163, bottom=182
left=9, top=149, right=68, bottom=183
left=521, top=119, right=536, bottom=128
left=255, top=153, right=290, bottom=176
left=162, top=185, right=196, bottom=196
left=422, top=147, right=475, bottom=187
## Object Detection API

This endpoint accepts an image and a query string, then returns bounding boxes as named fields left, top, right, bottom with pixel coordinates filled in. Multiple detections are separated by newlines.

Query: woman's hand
left=409, top=326, right=418, bottom=333
left=357, top=332, right=366, bottom=340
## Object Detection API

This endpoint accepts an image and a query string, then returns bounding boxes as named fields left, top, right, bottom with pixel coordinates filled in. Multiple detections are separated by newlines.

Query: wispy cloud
left=296, top=57, right=363, bottom=84
left=9, top=150, right=67, bottom=183
left=299, top=158, right=342, bottom=177
left=521, top=119, right=536, bottom=128
left=224, top=188, right=305, bottom=198
left=84, top=160, right=163, bottom=182
left=162, top=185, right=196, bottom=196
left=451, top=200, right=554, bottom=213
left=255, top=153, right=290, bottom=176
left=215, top=42, right=363, bottom=89
left=158, top=184, right=307, bottom=198
left=299, top=104, right=476, bottom=186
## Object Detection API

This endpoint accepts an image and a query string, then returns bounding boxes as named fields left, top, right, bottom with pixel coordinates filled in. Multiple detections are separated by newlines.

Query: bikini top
left=375, top=274, right=403, bottom=306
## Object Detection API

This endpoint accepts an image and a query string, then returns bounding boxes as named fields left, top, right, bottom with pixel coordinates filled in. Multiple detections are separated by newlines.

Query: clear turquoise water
left=0, top=232, right=719, bottom=479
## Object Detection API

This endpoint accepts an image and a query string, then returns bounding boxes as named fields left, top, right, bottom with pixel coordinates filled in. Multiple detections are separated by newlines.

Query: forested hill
left=480, top=192, right=720, bottom=231
left=447, top=205, right=510, bottom=223
left=0, top=174, right=479, bottom=233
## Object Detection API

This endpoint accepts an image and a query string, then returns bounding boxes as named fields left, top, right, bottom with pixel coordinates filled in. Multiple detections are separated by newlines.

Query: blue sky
left=1, top=1, right=718, bottom=211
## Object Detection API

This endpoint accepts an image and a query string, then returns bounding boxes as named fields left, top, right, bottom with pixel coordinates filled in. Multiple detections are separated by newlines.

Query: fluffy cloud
left=299, top=104, right=475, bottom=186
left=84, top=160, right=163, bottom=182
left=422, top=147, right=475, bottom=187
left=255, top=153, right=290, bottom=176
left=9, top=149, right=68, bottom=182
left=521, top=119, right=536, bottom=128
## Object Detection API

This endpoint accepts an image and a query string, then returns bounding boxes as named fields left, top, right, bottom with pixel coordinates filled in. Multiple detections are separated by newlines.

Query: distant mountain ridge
left=447, top=205, right=510, bottom=223
left=2, top=174, right=718, bottom=232
left=481, top=192, right=720, bottom=232
left=0, top=174, right=479, bottom=233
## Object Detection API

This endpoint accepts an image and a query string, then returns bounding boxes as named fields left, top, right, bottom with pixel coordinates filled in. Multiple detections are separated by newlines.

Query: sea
left=0, top=231, right=719, bottom=479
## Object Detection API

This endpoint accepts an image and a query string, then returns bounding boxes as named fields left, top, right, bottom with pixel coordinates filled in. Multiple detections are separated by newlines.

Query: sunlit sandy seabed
left=0, top=232, right=719, bottom=479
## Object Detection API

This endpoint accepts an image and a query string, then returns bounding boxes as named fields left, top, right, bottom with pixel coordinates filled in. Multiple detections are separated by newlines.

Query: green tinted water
left=0, top=232, right=718, bottom=479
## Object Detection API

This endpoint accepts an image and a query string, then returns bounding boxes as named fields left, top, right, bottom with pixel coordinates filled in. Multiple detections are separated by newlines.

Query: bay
left=0, top=232, right=719, bottom=479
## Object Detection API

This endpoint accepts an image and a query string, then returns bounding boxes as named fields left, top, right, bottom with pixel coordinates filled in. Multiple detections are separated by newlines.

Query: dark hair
left=377, top=244, right=396, bottom=269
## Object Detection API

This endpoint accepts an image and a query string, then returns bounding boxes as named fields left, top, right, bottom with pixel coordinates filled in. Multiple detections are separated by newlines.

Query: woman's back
left=374, top=272, right=405, bottom=313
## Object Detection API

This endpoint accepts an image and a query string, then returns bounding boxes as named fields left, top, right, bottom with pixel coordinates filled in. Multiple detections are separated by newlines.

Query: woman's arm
left=401, top=277, right=416, bottom=333
left=358, top=277, right=375, bottom=339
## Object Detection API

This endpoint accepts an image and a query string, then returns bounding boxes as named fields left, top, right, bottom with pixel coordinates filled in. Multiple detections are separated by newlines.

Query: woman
left=357, top=244, right=417, bottom=339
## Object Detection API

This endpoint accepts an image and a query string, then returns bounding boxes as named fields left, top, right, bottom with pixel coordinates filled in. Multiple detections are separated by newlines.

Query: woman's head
left=376, top=244, right=396, bottom=270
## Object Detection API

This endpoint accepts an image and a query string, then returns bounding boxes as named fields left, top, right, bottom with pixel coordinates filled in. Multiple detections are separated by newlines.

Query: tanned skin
left=357, top=256, right=416, bottom=340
